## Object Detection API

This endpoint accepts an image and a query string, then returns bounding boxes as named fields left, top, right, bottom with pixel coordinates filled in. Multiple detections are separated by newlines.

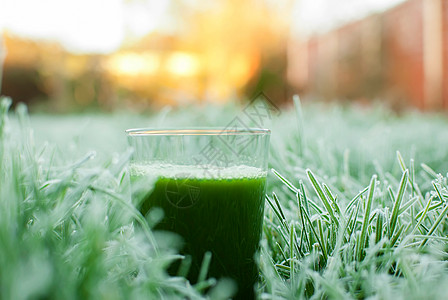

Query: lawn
left=2, top=96, right=448, bottom=299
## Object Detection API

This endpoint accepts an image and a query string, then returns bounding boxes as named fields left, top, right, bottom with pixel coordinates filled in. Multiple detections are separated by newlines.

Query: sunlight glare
left=106, top=52, right=160, bottom=75
left=166, top=52, right=200, bottom=77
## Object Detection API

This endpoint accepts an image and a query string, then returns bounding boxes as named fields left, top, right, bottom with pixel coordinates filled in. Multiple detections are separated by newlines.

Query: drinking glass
left=126, top=128, right=270, bottom=299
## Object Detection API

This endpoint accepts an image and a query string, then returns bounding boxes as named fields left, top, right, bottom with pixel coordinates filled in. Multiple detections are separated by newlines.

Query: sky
left=0, top=0, right=171, bottom=53
left=0, top=0, right=406, bottom=54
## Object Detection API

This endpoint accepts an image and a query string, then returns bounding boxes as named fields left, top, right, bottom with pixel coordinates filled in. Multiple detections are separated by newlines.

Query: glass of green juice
left=126, top=128, right=270, bottom=299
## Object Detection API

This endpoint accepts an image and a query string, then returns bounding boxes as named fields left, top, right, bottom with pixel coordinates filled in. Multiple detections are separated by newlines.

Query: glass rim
left=126, top=127, right=271, bottom=136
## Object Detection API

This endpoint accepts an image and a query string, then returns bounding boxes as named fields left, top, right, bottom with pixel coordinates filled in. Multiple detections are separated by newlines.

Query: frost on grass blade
left=389, top=170, right=408, bottom=239
left=306, top=169, right=339, bottom=227
left=357, top=175, right=376, bottom=261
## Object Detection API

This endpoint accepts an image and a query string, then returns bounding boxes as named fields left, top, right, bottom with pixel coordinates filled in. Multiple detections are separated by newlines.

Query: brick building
left=288, top=0, right=448, bottom=111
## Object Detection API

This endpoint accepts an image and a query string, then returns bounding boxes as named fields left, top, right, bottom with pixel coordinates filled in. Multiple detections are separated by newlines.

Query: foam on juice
left=129, top=163, right=267, bottom=180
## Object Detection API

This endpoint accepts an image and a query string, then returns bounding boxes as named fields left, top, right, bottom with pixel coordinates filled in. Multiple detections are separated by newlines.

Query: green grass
left=2, top=95, right=448, bottom=299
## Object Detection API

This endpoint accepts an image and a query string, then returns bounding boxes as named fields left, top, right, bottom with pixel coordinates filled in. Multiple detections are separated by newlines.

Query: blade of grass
left=298, top=202, right=312, bottom=251
left=345, top=186, right=369, bottom=213
left=375, top=210, right=384, bottom=244
left=389, top=224, right=405, bottom=248
left=398, top=196, right=419, bottom=215
left=317, top=218, right=327, bottom=260
left=272, top=168, right=298, bottom=193
left=273, top=168, right=324, bottom=215
left=419, top=183, right=448, bottom=248
left=197, top=251, right=212, bottom=284
left=306, top=169, right=339, bottom=227
left=341, top=203, right=357, bottom=244
left=412, top=235, right=448, bottom=242
left=301, top=206, right=327, bottom=264
left=89, top=185, right=159, bottom=255
left=421, top=163, right=438, bottom=179
left=177, top=255, right=191, bottom=278
left=323, top=183, right=342, bottom=217
left=299, top=180, right=310, bottom=214
left=272, top=192, right=287, bottom=222
left=297, top=226, right=305, bottom=257
left=413, top=195, right=435, bottom=225
left=396, top=151, right=406, bottom=172
left=389, top=170, right=408, bottom=239
left=266, top=194, right=289, bottom=234
left=347, top=201, right=361, bottom=243
left=357, top=175, right=376, bottom=261
left=276, top=241, right=288, bottom=263
left=290, top=223, right=295, bottom=283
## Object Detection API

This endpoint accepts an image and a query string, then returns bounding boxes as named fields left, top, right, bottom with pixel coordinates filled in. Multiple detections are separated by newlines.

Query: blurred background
left=0, top=0, right=447, bottom=113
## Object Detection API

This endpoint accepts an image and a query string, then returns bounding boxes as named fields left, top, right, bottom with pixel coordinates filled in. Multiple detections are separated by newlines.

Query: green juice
left=131, top=165, right=266, bottom=299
